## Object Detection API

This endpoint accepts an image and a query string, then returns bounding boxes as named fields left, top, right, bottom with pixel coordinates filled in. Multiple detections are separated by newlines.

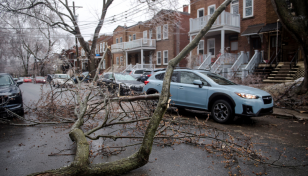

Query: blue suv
left=143, top=69, right=273, bottom=123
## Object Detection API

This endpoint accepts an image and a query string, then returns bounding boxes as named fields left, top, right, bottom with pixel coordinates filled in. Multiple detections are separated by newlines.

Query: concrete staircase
left=253, top=63, right=276, bottom=79
left=263, top=62, right=299, bottom=83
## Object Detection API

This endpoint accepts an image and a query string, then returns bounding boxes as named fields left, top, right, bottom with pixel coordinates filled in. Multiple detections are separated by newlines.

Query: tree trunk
left=271, top=0, right=308, bottom=94
left=29, top=0, right=232, bottom=175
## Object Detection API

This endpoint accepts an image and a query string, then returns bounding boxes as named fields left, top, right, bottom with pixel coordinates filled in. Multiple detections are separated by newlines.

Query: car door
left=152, top=72, right=179, bottom=105
left=177, top=71, right=209, bottom=110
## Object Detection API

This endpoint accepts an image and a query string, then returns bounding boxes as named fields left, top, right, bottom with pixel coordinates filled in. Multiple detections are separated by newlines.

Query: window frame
left=198, top=40, right=204, bottom=55
left=102, top=42, right=105, bottom=52
left=116, top=38, right=118, bottom=43
left=156, top=26, right=161, bottom=40
left=129, top=35, right=131, bottom=41
left=207, top=4, right=216, bottom=15
left=207, top=38, right=215, bottom=57
left=163, top=24, right=168, bottom=40
left=133, top=34, right=136, bottom=40
left=243, top=0, right=253, bottom=18
left=231, top=0, right=239, bottom=14
left=120, top=37, right=122, bottom=43
left=120, top=56, right=123, bottom=65
left=143, top=30, right=147, bottom=43
left=197, top=8, right=205, bottom=18
left=231, top=41, right=238, bottom=51
left=100, top=43, right=103, bottom=53
left=149, top=29, right=152, bottom=39
left=116, top=57, right=119, bottom=65
left=156, top=51, right=161, bottom=65
left=163, top=50, right=168, bottom=65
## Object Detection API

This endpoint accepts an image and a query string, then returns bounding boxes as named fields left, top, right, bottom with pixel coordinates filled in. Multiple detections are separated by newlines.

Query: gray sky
left=71, top=0, right=190, bottom=40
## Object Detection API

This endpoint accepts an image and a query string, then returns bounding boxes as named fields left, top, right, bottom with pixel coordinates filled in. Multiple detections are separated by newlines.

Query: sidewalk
left=273, top=108, right=308, bottom=120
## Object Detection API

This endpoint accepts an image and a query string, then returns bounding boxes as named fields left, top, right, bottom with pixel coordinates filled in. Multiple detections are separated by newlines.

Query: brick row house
left=189, top=0, right=303, bottom=82
left=77, top=34, right=113, bottom=73
left=111, top=8, right=190, bottom=70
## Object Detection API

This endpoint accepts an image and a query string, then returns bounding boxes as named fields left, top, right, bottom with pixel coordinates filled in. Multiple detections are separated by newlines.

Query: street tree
left=271, top=0, right=308, bottom=94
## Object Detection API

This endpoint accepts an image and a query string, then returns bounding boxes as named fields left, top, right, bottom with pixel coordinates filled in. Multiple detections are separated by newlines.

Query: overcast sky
left=71, top=0, right=189, bottom=40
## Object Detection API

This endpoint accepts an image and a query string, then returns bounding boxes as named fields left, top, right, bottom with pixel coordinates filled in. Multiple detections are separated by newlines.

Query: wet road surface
left=0, top=83, right=307, bottom=176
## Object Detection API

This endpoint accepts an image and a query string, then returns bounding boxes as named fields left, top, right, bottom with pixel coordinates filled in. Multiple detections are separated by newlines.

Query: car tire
left=211, top=100, right=234, bottom=123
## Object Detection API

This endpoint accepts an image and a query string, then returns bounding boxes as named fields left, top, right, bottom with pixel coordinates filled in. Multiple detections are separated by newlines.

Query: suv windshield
left=114, top=74, right=135, bottom=81
left=0, top=75, right=14, bottom=86
left=200, top=72, right=236, bottom=85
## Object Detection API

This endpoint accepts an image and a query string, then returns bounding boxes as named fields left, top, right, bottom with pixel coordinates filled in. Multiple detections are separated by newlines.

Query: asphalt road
left=0, top=83, right=307, bottom=176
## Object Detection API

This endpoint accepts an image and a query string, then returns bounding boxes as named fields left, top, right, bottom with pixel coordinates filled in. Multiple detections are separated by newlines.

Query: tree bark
left=271, top=0, right=308, bottom=94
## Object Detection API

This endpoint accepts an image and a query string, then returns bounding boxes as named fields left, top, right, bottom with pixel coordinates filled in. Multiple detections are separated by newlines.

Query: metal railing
left=198, top=53, right=211, bottom=70
left=243, top=50, right=261, bottom=78
left=228, top=51, right=245, bottom=78
left=211, top=54, right=225, bottom=73
left=190, top=11, right=240, bottom=33
left=290, top=49, right=299, bottom=70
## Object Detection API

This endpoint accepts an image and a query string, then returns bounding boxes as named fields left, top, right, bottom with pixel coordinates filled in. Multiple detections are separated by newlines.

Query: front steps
left=263, top=62, right=299, bottom=83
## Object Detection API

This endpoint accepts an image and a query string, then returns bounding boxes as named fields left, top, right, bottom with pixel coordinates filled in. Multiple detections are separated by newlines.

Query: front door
left=250, top=36, right=261, bottom=60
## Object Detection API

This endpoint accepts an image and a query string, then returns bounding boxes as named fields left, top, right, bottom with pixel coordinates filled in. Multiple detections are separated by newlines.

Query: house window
left=129, top=35, right=131, bottom=41
left=163, top=50, right=168, bottom=65
left=149, top=29, right=152, bottom=39
left=133, top=34, right=136, bottom=40
left=156, top=26, right=161, bottom=40
left=231, top=41, right=238, bottom=51
left=231, top=0, right=239, bottom=14
left=157, top=51, right=161, bottom=65
left=120, top=37, right=122, bottom=43
left=163, top=24, right=168, bottom=39
left=143, top=30, right=147, bottom=43
left=100, top=43, right=103, bottom=53
left=102, top=42, right=105, bottom=52
left=81, top=49, right=85, bottom=56
left=116, top=38, right=118, bottom=43
left=208, top=5, right=216, bottom=15
left=198, top=40, right=204, bottom=55
left=116, top=57, right=119, bottom=65
left=207, top=39, right=215, bottom=57
left=95, top=45, right=98, bottom=54
left=197, top=8, right=204, bottom=18
left=120, top=56, right=123, bottom=65
left=243, top=0, right=253, bottom=18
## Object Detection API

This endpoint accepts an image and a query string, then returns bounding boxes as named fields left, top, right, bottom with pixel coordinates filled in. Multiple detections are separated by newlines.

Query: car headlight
left=235, top=92, right=259, bottom=99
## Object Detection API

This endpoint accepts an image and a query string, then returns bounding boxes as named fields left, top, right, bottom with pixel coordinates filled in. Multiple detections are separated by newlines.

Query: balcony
left=189, top=11, right=240, bottom=34
left=111, top=38, right=156, bottom=53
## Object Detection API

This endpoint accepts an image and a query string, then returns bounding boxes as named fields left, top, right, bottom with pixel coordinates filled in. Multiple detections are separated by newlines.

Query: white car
left=52, top=74, right=74, bottom=88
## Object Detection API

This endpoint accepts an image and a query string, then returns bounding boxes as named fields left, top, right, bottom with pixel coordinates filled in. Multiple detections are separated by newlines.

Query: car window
left=114, top=74, right=135, bottom=81
left=36, top=77, right=44, bottom=79
left=154, top=72, right=178, bottom=82
left=134, top=70, right=144, bottom=74
left=200, top=72, right=236, bottom=85
left=0, top=75, right=14, bottom=86
left=180, top=72, right=209, bottom=86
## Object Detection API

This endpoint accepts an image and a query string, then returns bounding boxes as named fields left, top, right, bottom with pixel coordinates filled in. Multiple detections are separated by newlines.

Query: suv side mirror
left=193, top=80, right=203, bottom=88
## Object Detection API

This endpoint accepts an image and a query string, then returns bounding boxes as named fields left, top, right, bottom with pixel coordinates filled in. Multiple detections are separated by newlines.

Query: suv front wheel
left=211, top=100, right=234, bottom=123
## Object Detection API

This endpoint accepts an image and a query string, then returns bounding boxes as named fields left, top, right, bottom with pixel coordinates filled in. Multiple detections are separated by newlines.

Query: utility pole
left=68, top=1, right=82, bottom=72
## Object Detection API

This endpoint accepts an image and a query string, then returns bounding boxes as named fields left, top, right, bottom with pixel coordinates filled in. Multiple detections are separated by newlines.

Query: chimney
left=183, top=5, right=188, bottom=13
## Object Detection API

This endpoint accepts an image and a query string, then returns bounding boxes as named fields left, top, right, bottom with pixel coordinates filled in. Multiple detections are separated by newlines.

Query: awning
left=241, top=23, right=264, bottom=36
left=259, top=22, right=282, bottom=33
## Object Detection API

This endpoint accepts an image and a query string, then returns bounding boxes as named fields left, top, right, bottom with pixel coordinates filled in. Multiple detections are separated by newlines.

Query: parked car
left=98, top=72, right=144, bottom=96
left=0, top=73, right=24, bottom=115
left=72, top=72, right=90, bottom=83
left=138, top=68, right=166, bottom=82
left=18, top=77, right=24, bottom=82
left=13, top=78, right=18, bottom=82
left=51, top=74, right=74, bottom=88
left=46, top=74, right=54, bottom=83
left=128, top=69, right=146, bottom=79
left=33, top=76, right=46, bottom=84
left=143, top=69, right=273, bottom=123
left=23, top=77, right=32, bottom=83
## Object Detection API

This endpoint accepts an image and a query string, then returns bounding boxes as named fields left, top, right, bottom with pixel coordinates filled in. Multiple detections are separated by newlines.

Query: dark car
left=46, top=74, right=54, bottom=83
left=138, top=69, right=166, bottom=82
left=34, top=76, right=46, bottom=84
left=0, top=73, right=24, bottom=115
left=98, top=72, right=144, bottom=96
